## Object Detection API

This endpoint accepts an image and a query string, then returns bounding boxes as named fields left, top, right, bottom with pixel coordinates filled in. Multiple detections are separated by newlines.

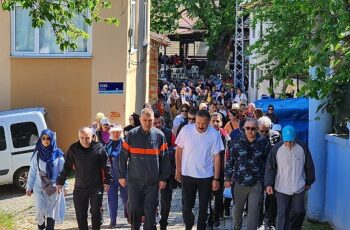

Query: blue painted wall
left=325, top=136, right=350, bottom=230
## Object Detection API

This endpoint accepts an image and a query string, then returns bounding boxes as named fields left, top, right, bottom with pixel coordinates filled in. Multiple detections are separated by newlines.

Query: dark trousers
left=265, top=193, right=277, bottom=226
left=182, top=176, right=212, bottom=230
left=73, top=189, right=103, bottom=230
left=208, top=181, right=224, bottom=224
left=159, top=182, right=173, bottom=229
left=128, top=181, right=159, bottom=230
left=275, top=191, right=306, bottom=230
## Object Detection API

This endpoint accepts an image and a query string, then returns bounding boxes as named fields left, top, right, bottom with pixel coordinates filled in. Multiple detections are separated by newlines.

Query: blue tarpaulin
left=254, top=98, right=309, bottom=144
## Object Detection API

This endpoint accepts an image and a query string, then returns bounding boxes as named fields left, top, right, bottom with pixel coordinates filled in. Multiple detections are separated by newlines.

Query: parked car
left=0, top=107, right=47, bottom=191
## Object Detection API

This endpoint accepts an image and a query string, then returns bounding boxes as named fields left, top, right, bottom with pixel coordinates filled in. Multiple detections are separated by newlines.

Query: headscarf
left=130, top=113, right=141, bottom=127
left=33, top=129, right=64, bottom=180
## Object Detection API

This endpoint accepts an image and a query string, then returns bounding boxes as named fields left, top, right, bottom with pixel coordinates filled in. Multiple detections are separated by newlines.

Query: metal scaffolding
left=233, top=0, right=245, bottom=91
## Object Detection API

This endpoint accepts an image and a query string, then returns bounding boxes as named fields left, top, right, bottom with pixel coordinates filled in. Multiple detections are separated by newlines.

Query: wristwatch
left=213, top=178, right=220, bottom=181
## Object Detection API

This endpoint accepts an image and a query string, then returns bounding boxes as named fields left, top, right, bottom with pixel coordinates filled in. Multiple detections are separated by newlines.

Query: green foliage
left=0, top=211, right=15, bottom=230
left=151, top=0, right=237, bottom=74
left=1, top=0, right=119, bottom=51
left=246, top=0, right=350, bottom=119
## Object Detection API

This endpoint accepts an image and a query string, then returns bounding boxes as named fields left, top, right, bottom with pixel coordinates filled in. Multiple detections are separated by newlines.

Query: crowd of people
left=25, top=78, right=316, bottom=230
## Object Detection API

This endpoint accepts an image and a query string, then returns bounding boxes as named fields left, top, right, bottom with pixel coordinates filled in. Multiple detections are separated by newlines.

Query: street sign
left=98, top=82, right=124, bottom=94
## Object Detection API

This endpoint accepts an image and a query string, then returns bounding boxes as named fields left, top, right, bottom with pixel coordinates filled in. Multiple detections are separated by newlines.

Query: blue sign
left=98, top=82, right=124, bottom=94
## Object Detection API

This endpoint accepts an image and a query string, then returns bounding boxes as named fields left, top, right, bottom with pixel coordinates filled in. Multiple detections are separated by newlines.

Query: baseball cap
left=282, top=125, right=296, bottom=141
left=100, top=117, right=110, bottom=125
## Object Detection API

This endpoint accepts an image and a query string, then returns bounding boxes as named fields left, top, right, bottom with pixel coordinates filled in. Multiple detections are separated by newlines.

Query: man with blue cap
left=265, top=125, right=315, bottom=230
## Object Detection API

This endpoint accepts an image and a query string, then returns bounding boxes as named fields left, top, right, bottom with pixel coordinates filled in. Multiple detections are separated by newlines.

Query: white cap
left=109, top=124, right=123, bottom=132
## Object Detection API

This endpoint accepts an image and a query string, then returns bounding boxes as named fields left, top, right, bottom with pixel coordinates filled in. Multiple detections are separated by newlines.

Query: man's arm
left=100, top=146, right=112, bottom=186
left=175, top=146, right=183, bottom=182
left=212, top=153, right=221, bottom=191
left=118, top=140, right=130, bottom=183
left=56, top=147, right=74, bottom=186
left=303, top=143, right=316, bottom=186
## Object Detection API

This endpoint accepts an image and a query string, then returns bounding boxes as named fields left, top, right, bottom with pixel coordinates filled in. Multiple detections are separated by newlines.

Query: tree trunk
left=206, top=29, right=233, bottom=78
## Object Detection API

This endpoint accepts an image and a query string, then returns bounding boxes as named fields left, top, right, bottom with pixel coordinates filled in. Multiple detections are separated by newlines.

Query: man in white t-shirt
left=175, top=110, right=224, bottom=230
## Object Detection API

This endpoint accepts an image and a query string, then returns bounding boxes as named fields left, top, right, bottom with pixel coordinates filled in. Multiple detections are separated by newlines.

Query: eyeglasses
left=259, top=130, right=269, bottom=134
left=188, top=117, right=196, bottom=121
left=181, top=110, right=188, bottom=112
left=268, top=108, right=274, bottom=111
left=245, top=127, right=257, bottom=131
left=41, top=137, right=51, bottom=141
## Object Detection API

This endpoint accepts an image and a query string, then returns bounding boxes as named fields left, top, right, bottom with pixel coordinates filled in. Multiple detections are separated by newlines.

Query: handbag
left=37, top=154, right=57, bottom=196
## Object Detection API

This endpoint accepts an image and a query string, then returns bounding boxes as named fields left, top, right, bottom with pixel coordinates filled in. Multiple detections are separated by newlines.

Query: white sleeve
left=26, top=152, right=38, bottom=191
left=175, top=127, right=185, bottom=148
left=212, top=132, right=225, bottom=156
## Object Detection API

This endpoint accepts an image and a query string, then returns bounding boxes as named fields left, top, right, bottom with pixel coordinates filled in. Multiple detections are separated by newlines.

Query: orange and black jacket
left=118, top=126, right=171, bottom=185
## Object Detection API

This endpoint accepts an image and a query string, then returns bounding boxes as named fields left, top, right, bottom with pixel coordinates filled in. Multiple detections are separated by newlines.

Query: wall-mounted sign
left=98, top=82, right=123, bottom=94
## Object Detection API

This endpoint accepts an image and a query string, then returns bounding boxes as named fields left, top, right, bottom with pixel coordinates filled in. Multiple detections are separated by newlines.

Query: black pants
left=276, top=191, right=306, bottom=230
left=73, top=189, right=103, bottom=230
left=265, top=193, right=277, bottom=226
left=208, top=181, right=224, bottom=225
left=128, top=181, right=159, bottom=230
left=182, top=176, right=212, bottom=230
left=159, top=182, right=173, bottom=229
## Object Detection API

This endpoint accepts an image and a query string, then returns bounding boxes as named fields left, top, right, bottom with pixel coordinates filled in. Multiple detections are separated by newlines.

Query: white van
left=0, top=107, right=47, bottom=191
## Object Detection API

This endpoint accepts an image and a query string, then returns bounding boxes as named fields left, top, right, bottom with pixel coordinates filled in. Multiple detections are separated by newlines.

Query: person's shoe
left=37, top=222, right=45, bottom=230
left=46, top=217, right=55, bottom=230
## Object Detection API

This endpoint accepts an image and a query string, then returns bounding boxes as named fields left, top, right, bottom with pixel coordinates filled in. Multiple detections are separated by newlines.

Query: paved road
left=0, top=179, right=331, bottom=230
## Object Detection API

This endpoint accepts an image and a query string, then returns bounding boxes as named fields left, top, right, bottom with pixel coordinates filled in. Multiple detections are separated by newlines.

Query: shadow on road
left=0, top=184, right=24, bottom=201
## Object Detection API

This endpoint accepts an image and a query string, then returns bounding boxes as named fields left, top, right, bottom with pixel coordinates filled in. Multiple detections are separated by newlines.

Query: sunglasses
left=259, top=130, right=269, bottom=134
left=188, top=117, right=196, bottom=121
left=268, top=108, right=274, bottom=111
left=181, top=110, right=188, bottom=112
left=245, top=127, right=257, bottom=131
left=41, top=137, right=51, bottom=141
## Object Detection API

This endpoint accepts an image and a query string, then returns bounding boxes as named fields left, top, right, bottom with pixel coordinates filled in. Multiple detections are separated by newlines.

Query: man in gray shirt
left=265, top=125, right=315, bottom=230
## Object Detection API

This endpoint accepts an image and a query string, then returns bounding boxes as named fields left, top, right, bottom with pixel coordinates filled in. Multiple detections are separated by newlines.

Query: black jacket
left=118, top=127, right=171, bottom=185
left=56, top=141, right=112, bottom=190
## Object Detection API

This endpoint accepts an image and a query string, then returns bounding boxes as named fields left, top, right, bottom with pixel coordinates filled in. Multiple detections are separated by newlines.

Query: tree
left=246, top=0, right=350, bottom=130
left=1, top=0, right=119, bottom=50
left=151, top=0, right=236, bottom=76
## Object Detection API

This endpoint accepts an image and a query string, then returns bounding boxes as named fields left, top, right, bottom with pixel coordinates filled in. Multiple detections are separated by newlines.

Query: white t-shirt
left=176, top=124, right=224, bottom=178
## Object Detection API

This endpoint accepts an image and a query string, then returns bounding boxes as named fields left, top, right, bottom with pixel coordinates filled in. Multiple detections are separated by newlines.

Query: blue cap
left=282, top=125, right=296, bottom=141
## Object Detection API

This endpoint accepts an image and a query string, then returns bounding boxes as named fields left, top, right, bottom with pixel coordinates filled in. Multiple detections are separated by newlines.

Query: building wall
left=11, top=59, right=92, bottom=151
left=0, top=11, right=11, bottom=110
left=1, top=0, right=150, bottom=150
left=91, top=0, right=129, bottom=126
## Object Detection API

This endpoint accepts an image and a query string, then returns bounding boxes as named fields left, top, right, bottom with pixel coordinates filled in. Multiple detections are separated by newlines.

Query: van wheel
left=14, top=168, right=29, bottom=192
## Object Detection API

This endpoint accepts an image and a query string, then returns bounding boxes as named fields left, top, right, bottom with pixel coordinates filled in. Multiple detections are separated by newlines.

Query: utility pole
left=233, top=0, right=245, bottom=91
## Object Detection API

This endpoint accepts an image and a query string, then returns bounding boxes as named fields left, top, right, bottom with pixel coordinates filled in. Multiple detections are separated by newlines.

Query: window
left=10, top=122, right=38, bottom=148
left=143, top=0, right=149, bottom=46
left=130, top=0, right=137, bottom=51
left=0, top=126, right=6, bottom=151
left=11, top=7, right=91, bottom=57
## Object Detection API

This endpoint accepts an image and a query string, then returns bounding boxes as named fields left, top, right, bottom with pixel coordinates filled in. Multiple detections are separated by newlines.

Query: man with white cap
left=265, top=125, right=315, bottom=230
left=105, top=124, right=128, bottom=228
